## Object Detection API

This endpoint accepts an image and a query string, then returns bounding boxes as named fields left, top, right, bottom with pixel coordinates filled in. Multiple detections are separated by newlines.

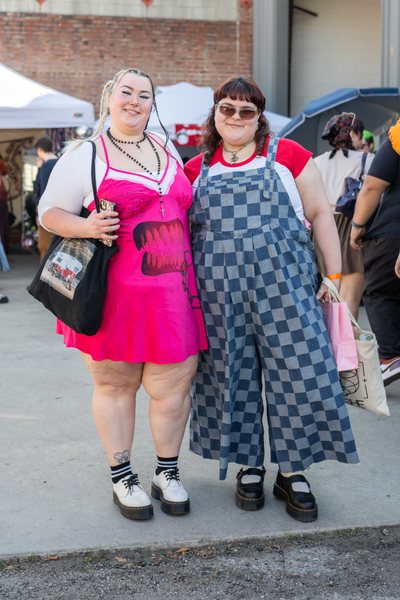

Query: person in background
left=0, top=158, right=10, bottom=256
left=38, top=68, right=207, bottom=521
left=0, top=235, right=10, bottom=303
left=0, top=158, right=10, bottom=303
left=350, top=119, right=400, bottom=387
left=33, top=137, right=58, bottom=258
left=184, top=76, right=359, bottom=523
left=314, top=114, right=374, bottom=318
left=362, top=130, right=375, bottom=154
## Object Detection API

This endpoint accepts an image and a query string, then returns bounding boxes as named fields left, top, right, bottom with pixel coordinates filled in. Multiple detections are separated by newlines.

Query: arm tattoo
left=113, top=449, right=130, bottom=464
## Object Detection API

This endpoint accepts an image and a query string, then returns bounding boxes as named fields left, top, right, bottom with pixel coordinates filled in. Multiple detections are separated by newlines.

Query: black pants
left=363, top=237, right=400, bottom=359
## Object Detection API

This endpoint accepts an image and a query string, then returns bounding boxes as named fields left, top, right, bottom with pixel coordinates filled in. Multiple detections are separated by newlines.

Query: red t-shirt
left=184, top=137, right=311, bottom=184
left=184, top=137, right=312, bottom=222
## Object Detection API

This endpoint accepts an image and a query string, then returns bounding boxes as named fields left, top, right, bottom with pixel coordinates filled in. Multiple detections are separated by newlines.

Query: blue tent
left=279, top=87, right=400, bottom=155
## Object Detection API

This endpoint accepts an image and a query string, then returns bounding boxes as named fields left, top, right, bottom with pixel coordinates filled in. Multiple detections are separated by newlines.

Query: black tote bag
left=28, top=141, right=118, bottom=335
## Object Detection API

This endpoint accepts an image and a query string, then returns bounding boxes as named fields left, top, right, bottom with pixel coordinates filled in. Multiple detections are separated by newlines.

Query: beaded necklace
left=107, top=130, right=146, bottom=149
left=106, top=128, right=166, bottom=218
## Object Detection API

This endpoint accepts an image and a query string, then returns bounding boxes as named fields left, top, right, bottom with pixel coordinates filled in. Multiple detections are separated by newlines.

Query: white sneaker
left=112, top=474, right=153, bottom=520
left=151, top=468, right=190, bottom=515
left=380, top=356, right=400, bottom=387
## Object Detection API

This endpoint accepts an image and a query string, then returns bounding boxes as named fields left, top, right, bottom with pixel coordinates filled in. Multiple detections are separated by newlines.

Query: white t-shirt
left=38, top=133, right=182, bottom=225
left=314, top=149, right=374, bottom=211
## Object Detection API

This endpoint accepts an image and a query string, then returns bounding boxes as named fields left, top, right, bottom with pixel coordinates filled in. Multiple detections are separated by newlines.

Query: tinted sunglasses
left=216, top=103, right=258, bottom=120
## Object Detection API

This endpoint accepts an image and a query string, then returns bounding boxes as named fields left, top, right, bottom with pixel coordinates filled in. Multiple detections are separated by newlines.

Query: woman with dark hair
left=314, top=113, right=374, bottom=318
left=184, top=77, right=359, bottom=523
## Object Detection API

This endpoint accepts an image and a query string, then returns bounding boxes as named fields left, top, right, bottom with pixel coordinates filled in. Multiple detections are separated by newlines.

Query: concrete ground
left=0, top=254, right=399, bottom=560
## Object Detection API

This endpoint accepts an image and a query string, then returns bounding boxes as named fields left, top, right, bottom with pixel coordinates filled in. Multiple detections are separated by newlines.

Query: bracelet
left=326, top=273, right=342, bottom=280
left=351, top=220, right=366, bottom=229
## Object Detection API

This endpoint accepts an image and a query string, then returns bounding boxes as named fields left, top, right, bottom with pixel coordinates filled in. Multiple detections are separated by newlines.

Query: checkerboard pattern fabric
left=188, top=137, right=359, bottom=480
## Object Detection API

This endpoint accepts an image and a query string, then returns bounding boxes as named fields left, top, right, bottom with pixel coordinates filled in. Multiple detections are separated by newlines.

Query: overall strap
left=263, top=136, right=280, bottom=197
left=197, top=153, right=211, bottom=211
left=88, top=140, right=100, bottom=213
left=199, top=153, right=210, bottom=181
left=265, top=135, right=280, bottom=170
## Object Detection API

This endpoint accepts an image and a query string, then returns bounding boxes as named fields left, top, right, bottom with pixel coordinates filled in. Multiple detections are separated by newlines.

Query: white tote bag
left=322, top=278, right=390, bottom=417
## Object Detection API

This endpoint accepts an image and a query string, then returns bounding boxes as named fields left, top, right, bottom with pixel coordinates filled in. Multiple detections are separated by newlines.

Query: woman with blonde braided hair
left=38, top=68, right=207, bottom=520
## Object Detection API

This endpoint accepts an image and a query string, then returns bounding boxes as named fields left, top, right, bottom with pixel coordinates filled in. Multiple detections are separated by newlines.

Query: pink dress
left=57, top=135, right=208, bottom=364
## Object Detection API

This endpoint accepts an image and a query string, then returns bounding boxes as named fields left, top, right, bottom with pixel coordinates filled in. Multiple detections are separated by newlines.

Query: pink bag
left=321, top=278, right=389, bottom=416
left=321, top=279, right=359, bottom=372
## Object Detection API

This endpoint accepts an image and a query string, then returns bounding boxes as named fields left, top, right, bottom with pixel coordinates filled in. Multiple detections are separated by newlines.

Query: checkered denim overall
left=188, top=137, right=359, bottom=480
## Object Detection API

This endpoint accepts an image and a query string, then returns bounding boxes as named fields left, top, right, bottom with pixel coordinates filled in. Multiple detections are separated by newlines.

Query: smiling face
left=214, top=96, right=260, bottom=148
left=108, top=71, right=154, bottom=136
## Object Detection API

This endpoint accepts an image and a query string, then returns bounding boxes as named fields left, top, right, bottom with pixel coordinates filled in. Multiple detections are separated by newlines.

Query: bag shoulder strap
left=88, top=140, right=100, bottom=213
left=359, top=151, right=368, bottom=180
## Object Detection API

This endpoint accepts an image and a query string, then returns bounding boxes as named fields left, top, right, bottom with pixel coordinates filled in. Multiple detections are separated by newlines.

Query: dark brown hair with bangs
left=200, top=76, right=270, bottom=165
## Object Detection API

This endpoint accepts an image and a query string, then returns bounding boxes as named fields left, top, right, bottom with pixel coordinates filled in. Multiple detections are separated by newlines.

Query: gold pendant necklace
left=223, top=138, right=255, bottom=164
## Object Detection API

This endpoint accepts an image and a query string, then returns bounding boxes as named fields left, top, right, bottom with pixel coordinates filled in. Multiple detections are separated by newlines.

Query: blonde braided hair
left=66, top=68, right=168, bottom=152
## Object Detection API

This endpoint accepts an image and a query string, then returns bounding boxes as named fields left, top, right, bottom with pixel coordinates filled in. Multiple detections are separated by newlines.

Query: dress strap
left=146, top=133, right=171, bottom=174
left=99, top=135, right=112, bottom=182
left=99, top=135, right=110, bottom=167
left=147, top=132, right=170, bottom=155
left=146, top=132, right=166, bottom=149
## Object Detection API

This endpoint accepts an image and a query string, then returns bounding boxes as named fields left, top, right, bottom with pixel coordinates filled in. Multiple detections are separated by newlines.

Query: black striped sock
left=111, top=461, right=133, bottom=484
left=155, top=456, right=178, bottom=475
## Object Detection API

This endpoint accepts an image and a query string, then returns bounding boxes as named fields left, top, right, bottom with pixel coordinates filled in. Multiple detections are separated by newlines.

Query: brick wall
left=0, top=8, right=252, bottom=113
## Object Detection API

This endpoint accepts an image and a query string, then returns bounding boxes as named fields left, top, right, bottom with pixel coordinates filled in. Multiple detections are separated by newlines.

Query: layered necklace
left=106, top=129, right=166, bottom=218
left=223, top=138, right=255, bottom=164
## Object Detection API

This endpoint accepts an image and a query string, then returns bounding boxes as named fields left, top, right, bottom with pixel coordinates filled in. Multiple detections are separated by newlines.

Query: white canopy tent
left=102, top=82, right=290, bottom=147
left=0, top=63, right=95, bottom=232
left=0, top=62, right=95, bottom=129
left=147, top=82, right=213, bottom=143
